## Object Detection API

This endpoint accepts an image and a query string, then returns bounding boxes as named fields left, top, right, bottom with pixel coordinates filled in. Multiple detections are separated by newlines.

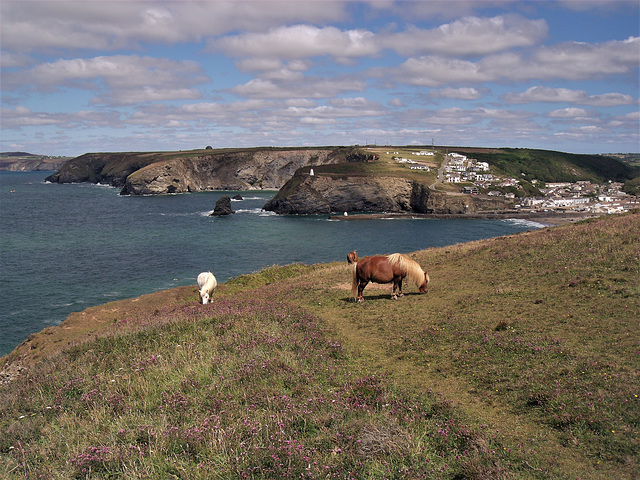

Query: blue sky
left=1, top=0, right=638, bottom=157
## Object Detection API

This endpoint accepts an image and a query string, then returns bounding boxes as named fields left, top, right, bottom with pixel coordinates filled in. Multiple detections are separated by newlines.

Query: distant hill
left=41, top=145, right=640, bottom=199
left=468, top=148, right=636, bottom=184
left=0, top=152, right=70, bottom=171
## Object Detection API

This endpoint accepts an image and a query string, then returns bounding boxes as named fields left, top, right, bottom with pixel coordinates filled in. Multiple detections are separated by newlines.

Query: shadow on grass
left=341, top=291, right=427, bottom=303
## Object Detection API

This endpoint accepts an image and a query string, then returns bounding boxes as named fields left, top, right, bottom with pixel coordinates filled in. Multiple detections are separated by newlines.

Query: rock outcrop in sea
left=210, top=195, right=234, bottom=216
left=262, top=171, right=513, bottom=215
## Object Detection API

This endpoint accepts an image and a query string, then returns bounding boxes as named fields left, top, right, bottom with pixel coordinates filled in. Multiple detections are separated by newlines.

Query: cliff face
left=263, top=173, right=513, bottom=214
left=0, top=159, right=68, bottom=172
left=46, top=149, right=344, bottom=195
left=45, top=153, right=160, bottom=186
left=121, top=149, right=338, bottom=195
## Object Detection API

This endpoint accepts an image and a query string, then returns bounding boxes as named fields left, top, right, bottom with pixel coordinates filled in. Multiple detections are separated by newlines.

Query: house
left=446, top=173, right=461, bottom=183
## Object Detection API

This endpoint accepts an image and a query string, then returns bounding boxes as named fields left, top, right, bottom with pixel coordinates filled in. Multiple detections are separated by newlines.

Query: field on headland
left=1, top=212, right=638, bottom=479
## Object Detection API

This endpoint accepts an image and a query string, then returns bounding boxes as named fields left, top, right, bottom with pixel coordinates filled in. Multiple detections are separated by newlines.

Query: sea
left=0, top=171, right=545, bottom=357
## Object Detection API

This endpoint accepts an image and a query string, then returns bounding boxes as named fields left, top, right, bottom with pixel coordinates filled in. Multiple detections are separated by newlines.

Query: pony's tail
left=351, top=263, right=359, bottom=300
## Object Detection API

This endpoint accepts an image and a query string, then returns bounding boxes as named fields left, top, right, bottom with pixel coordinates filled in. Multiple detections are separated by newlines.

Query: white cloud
left=622, top=111, right=640, bottom=121
left=231, top=76, right=366, bottom=99
left=586, top=93, right=637, bottom=107
left=471, top=108, right=534, bottom=120
left=503, top=86, right=585, bottom=103
left=0, top=51, right=32, bottom=69
left=213, top=25, right=377, bottom=61
left=437, top=87, right=482, bottom=100
left=214, top=15, right=548, bottom=63
left=328, top=97, right=379, bottom=108
left=0, top=1, right=349, bottom=52
left=503, top=86, right=636, bottom=106
left=1, top=106, right=62, bottom=127
left=0, top=105, right=121, bottom=129
left=100, top=87, right=203, bottom=106
left=384, top=15, right=548, bottom=56
left=420, top=107, right=475, bottom=126
left=527, top=37, right=640, bottom=80
left=385, top=36, right=640, bottom=87
left=548, top=107, right=591, bottom=118
left=5, top=55, right=208, bottom=105
left=1, top=1, right=638, bottom=155
left=386, top=56, right=490, bottom=87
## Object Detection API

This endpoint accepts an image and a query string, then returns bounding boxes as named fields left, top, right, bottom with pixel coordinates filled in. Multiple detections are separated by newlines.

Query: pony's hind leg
left=357, top=280, right=368, bottom=302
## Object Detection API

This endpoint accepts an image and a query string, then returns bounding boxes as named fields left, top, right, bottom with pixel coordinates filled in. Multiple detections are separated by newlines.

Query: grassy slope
left=301, top=147, right=639, bottom=196
left=471, top=149, right=636, bottom=184
left=1, top=213, right=638, bottom=479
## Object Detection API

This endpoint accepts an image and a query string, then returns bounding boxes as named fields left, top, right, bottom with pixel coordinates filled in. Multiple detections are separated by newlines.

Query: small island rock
left=210, top=195, right=235, bottom=216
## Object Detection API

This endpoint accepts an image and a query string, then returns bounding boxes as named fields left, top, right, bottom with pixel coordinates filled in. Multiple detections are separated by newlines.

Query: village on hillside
left=391, top=150, right=640, bottom=216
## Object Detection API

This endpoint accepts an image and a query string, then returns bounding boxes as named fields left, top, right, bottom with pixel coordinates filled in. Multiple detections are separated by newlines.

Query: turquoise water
left=0, top=171, right=543, bottom=356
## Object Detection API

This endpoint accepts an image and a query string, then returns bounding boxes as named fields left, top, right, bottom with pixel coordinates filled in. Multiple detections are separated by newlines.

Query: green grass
left=471, top=149, right=637, bottom=193
left=1, top=212, right=638, bottom=479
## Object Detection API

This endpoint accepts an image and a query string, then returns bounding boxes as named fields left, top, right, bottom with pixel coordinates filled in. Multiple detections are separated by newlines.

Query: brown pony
left=351, top=253, right=429, bottom=302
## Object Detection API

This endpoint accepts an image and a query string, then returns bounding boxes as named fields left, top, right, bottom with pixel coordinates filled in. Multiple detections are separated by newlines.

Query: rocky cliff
left=46, top=148, right=359, bottom=195
left=1, top=152, right=69, bottom=171
left=263, top=172, right=513, bottom=215
left=45, top=152, right=161, bottom=186
left=120, top=149, right=341, bottom=195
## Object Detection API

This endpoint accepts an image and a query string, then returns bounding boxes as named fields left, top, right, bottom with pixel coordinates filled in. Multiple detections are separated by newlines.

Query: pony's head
left=200, top=290, right=210, bottom=304
left=347, top=250, right=358, bottom=264
left=418, top=272, right=430, bottom=293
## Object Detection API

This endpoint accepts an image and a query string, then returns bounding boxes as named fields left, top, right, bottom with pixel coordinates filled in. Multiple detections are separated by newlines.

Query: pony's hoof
left=392, top=295, right=398, bottom=300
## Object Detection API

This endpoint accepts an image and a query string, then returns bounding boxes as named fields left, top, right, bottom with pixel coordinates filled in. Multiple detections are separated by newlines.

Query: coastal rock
left=210, top=195, right=234, bottom=216
left=46, top=153, right=158, bottom=186
left=263, top=174, right=414, bottom=214
left=117, top=149, right=341, bottom=194
left=263, top=173, right=513, bottom=215
left=46, top=147, right=374, bottom=195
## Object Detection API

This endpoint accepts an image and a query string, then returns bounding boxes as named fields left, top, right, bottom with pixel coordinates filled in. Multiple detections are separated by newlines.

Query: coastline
left=328, top=210, right=597, bottom=226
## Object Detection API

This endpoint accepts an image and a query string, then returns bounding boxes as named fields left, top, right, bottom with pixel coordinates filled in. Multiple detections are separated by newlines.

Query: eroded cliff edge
left=46, top=147, right=359, bottom=194
left=263, top=170, right=513, bottom=215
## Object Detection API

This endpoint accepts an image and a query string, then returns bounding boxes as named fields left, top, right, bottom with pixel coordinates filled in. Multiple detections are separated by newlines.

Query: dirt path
left=297, top=265, right=622, bottom=480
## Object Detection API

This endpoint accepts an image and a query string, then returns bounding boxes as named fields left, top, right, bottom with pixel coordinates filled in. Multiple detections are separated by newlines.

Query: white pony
left=197, top=271, right=217, bottom=304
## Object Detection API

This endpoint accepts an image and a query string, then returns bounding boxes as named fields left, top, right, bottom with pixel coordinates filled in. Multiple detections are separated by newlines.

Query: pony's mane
left=386, top=253, right=426, bottom=286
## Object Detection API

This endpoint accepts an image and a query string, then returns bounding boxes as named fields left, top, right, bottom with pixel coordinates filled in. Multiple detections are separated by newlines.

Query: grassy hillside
left=1, top=212, right=638, bottom=479
left=300, top=147, right=639, bottom=196
left=470, top=148, right=636, bottom=184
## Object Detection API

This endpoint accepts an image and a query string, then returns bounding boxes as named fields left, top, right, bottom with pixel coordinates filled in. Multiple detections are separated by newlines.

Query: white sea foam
left=234, top=196, right=263, bottom=201
left=503, top=218, right=547, bottom=229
